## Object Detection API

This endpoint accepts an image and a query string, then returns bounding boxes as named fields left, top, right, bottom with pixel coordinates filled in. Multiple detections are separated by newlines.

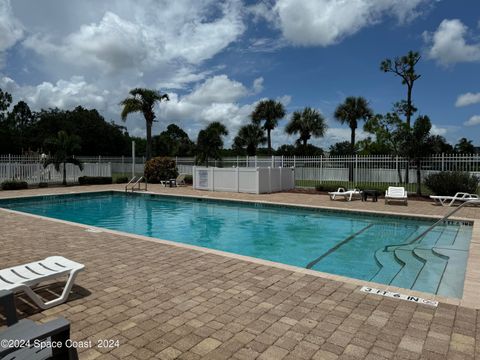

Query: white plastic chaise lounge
left=328, top=187, right=362, bottom=201
left=161, top=173, right=186, bottom=187
left=429, top=192, right=479, bottom=206
left=385, top=186, right=408, bottom=205
left=0, top=256, right=84, bottom=310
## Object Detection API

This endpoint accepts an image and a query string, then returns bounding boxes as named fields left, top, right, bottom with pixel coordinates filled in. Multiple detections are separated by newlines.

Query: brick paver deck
left=1, top=185, right=480, bottom=359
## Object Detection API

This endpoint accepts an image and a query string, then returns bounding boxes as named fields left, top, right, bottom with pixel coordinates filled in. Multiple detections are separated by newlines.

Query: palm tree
left=285, top=107, right=327, bottom=148
left=43, top=131, right=83, bottom=186
left=454, top=138, right=476, bottom=154
left=120, top=88, right=169, bottom=160
left=196, top=122, right=228, bottom=166
left=251, top=99, right=285, bottom=154
left=334, top=97, right=373, bottom=155
left=233, top=124, right=266, bottom=156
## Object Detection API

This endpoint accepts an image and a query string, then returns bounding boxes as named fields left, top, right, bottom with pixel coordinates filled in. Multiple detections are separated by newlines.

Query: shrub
left=424, top=171, right=479, bottom=196
left=115, top=176, right=129, bottom=184
left=184, top=174, right=193, bottom=185
left=1, top=180, right=28, bottom=190
left=38, top=182, right=48, bottom=188
left=144, top=157, right=178, bottom=183
left=315, top=183, right=347, bottom=192
left=78, top=176, right=112, bottom=185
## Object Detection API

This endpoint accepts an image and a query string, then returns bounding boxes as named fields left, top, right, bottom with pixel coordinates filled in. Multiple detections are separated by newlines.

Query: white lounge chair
left=385, top=186, right=408, bottom=205
left=161, top=173, right=187, bottom=187
left=328, top=187, right=362, bottom=201
left=430, top=192, right=479, bottom=206
left=0, top=256, right=84, bottom=310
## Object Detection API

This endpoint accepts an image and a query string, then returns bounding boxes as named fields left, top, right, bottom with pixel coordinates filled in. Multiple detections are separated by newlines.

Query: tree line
left=0, top=51, right=477, bottom=166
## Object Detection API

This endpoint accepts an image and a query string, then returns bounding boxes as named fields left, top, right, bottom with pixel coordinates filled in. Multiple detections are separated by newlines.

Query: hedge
left=1, top=180, right=28, bottom=190
left=78, top=176, right=112, bottom=185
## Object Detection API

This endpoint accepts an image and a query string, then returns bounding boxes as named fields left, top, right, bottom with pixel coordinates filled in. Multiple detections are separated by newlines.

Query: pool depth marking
left=306, top=223, right=374, bottom=269
left=360, top=286, right=438, bottom=307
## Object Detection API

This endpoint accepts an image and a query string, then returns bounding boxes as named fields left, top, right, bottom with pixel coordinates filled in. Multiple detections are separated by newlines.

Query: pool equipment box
left=193, top=166, right=295, bottom=194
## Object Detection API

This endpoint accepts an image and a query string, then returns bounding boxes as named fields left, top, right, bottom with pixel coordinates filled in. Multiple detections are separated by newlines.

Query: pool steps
left=368, top=224, right=468, bottom=298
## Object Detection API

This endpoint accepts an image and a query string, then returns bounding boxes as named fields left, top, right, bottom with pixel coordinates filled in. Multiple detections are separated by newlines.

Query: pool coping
left=1, top=188, right=479, bottom=309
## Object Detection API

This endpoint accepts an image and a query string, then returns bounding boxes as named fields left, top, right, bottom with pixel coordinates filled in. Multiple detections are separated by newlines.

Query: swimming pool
left=0, top=191, right=472, bottom=298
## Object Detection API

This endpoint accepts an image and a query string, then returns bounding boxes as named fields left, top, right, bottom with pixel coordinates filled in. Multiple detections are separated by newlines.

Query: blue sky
left=1, top=0, right=479, bottom=149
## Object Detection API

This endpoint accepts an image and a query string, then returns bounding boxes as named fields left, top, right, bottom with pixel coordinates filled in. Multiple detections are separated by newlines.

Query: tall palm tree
left=196, top=122, right=228, bottom=166
left=120, top=88, right=169, bottom=160
left=233, top=124, right=266, bottom=156
left=285, top=107, right=327, bottom=147
left=334, top=97, right=373, bottom=155
left=251, top=99, right=285, bottom=154
left=43, top=131, right=83, bottom=186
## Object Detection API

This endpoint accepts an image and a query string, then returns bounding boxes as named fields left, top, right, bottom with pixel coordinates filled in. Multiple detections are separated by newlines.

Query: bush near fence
left=78, top=176, right=112, bottom=185
left=1, top=180, right=28, bottom=190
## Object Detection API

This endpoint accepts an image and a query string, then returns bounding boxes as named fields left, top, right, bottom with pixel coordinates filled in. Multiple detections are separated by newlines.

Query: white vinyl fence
left=177, top=154, right=480, bottom=191
left=4, top=153, right=478, bottom=190
left=0, top=155, right=111, bottom=185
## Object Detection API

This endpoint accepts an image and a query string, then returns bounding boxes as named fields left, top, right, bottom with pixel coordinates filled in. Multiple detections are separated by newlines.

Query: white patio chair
left=328, top=187, right=362, bottom=201
left=161, top=173, right=187, bottom=187
left=429, top=192, right=479, bottom=206
left=385, top=186, right=408, bottom=205
left=0, top=256, right=84, bottom=310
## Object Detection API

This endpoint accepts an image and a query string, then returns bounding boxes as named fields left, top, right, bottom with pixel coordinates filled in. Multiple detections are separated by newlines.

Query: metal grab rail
left=124, top=176, right=138, bottom=192
left=385, top=199, right=480, bottom=251
left=130, top=176, right=147, bottom=192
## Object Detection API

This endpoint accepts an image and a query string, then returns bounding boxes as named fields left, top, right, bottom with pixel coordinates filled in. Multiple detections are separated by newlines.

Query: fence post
left=271, top=155, right=274, bottom=168
left=396, top=155, right=399, bottom=185
left=255, top=156, right=257, bottom=168
left=7, top=154, right=11, bottom=180
left=320, top=155, right=323, bottom=184
left=355, top=155, right=358, bottom=185
left=236, top=156, right=239, bottom=168
left=281, top=155, right=284, bottom=168
left=441, top=153, right=444, bottom=172
left=293, top=155, right=296, bottom=168
left=121, top=155, right=124, bottom=175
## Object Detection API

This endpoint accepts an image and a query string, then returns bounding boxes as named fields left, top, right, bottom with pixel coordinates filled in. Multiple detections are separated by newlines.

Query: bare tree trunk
left=146, top=121, right=152, bottom=161
left=267, top=130, right=272, bottom=154
left=416, top=158, right=422, bottom=195
left=349, top=128, right=355, bottom=182
left=62, top=162, right=67, bottom=186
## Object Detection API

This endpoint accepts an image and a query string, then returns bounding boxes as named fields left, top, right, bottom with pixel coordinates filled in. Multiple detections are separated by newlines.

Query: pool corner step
left=371, top=248, right=403, bottom=284
left=411, top=248, right=447, bottom=294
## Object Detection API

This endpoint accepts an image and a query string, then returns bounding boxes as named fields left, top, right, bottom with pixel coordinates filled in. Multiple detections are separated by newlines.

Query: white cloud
left=464, top=115, right=480, bottom=127
left=186, top=75, right=248, bottom=105
left=252, top=77, right=264, bottom=94
left=430, top=124, right=447, bottom=136
left=271, top=0, right=431, bottom=46
left=0, top=75, right=109, bottom=111
left=424, top=19, right=480, bottom=66
left=22, top=0, right=245, bottom=77
left=456, top=92, right=480, bottom=107
left=325, top=127, right=368, bottom=147
left=0, top=0, right=23, bottom=66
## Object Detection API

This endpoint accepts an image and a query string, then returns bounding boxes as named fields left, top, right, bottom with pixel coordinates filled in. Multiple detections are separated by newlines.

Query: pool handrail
left=124, top=176, right=138, bottom=192
left=130, top=176, right=147, bottom=192
left=385, top=198, right=480, bottom=251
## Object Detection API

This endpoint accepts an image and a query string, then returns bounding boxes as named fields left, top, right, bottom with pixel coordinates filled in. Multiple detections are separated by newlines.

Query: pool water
left=0, top=191, right=472, bottom=298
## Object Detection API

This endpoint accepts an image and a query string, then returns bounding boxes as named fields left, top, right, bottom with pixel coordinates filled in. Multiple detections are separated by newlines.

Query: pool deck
left=1, top=184, right=480, bottom=359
